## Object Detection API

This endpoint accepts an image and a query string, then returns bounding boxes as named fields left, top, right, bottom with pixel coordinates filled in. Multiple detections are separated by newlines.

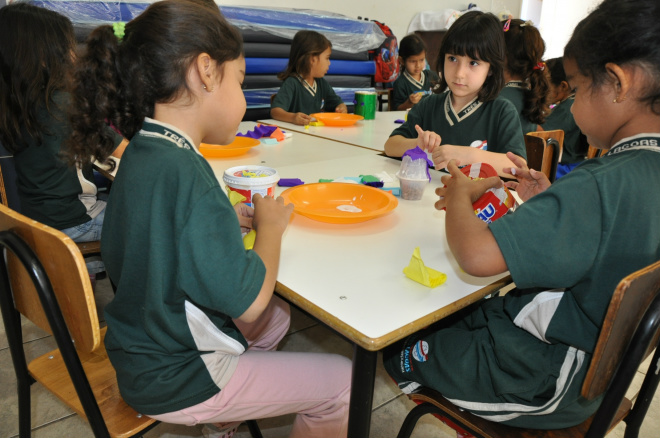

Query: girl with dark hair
left=270, top=30, right=347, bottom=125
left=542, top=57, right=588, bottom=179
left=0, top=3, right=127, bottom=259
left=70, top=2, right=350, bottom=437
left=385, top=0, right=660, bottom=432
left=499, top=18, right=551, bottom=134
left=392, top=33, right=439, bottom=110
left=385, top=11, right=526, bottom=178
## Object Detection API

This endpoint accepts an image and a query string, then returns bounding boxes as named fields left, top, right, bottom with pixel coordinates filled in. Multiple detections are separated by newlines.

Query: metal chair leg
left=246, top=420, right=263, bottom=438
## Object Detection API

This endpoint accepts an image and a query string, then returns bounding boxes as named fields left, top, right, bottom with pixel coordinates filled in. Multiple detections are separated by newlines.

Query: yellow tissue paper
left=227, top=189, right=247, bottom=206
left=243, top=229, right=256, bottom=250
left=403, top=247, right=447, bottom=288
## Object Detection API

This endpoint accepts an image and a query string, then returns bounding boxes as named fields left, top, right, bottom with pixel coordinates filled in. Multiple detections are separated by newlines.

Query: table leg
left=347, top=345, right=378, bottom=438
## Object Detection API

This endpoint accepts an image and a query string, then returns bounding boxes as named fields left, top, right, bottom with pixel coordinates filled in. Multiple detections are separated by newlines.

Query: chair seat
left=408, top=388, right=631, bottom=438
left=27, top=327, right=156, bottom=438
left=76, top=240, right=101, bottom=256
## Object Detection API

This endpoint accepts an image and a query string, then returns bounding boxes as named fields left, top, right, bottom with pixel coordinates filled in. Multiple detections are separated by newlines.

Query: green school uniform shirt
left=11, top=91, right=122, bottom=229
left=543, top=97, right=588, bottom=164
left=102, top=118, right=265, bottom=415
left=499, top=81, right=539, bottom=135
left=392, top=69, right=439, bottom=109
left=384, top=134, right=660, bottom=429
left=271, top=75, right=344, bottom=114
left=390, top=91, right=527, bottom=159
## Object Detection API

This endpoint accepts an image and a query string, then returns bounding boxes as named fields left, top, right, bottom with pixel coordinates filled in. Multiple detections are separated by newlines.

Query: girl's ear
left=605, top=62, right=632, bottom=102
left=195, top=52, right=218, bottom=92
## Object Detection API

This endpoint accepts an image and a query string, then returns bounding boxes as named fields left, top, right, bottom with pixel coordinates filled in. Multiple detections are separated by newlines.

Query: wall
left=219, top=0, right=522, bottom=43
left=538, top=0, right=602, bottom=59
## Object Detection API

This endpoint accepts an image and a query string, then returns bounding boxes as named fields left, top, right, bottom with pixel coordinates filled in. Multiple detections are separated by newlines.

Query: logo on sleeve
left=411, top=340, right=429, bottom=363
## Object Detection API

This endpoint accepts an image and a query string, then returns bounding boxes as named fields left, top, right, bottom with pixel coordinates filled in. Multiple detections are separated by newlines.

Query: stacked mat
left=26, top=1, right=386, bottom=120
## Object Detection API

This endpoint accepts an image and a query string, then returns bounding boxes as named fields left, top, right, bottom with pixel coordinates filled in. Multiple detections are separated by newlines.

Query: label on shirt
left=606, top=135, right=660, bottom=156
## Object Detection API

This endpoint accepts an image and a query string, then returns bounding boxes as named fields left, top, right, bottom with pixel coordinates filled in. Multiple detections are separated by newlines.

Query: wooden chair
left=396, top=259, right=660, bottom=438
left=0, top=203, right=265, bottom=438
left=0, top=160, right=101, bottom=256
left=587, top=145, right=603, bottom=159
left=524, top=129, right=565, bottom=183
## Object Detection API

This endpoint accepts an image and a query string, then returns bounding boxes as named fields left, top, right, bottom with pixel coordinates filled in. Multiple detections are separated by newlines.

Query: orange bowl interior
left=280, top=183, right=398, bottom=224
left=200, top=136, right=260, bottom=158
left=310, top=113, right=364, bottom=127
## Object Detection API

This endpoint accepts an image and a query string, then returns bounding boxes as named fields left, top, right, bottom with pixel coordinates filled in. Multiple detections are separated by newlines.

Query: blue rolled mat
left=243, top=74, right=372, bottom=90
left=246, top=58, right=375, bottom=75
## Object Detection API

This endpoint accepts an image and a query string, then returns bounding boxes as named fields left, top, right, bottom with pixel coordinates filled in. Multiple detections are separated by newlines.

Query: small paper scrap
left=227, top=189, right=247, bottom=206
left=278, top=178, right=305, bottom=187
left=403, top=247, right=447, bottom=288
left=243, top=229, right=256, bottom=250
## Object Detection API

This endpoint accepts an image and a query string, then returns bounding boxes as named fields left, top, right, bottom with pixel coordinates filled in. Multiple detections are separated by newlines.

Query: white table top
left=204, top=122, right=375, bottom=178
left=212, top=150, right=510, bottom=350
left=257, top=111, right=406, bottom=152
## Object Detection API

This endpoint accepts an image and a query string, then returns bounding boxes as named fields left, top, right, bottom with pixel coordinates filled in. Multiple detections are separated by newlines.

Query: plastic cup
left=397, top=173, right=429, bottom=200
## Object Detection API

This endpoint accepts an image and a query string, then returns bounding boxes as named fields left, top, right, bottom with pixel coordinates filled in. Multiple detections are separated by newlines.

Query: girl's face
left=403, top=52, right=426, bottom=78
left=443, top=53, right=490, bottom=105
left=310, top=47, right=332, bottom=78
left=204, top=57, right=246, bottom=145
left=564, top=57, right=614, bottom=149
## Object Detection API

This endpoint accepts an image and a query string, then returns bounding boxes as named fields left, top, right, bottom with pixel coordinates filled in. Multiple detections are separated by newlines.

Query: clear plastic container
left=396, top=156, right=429, bottom=200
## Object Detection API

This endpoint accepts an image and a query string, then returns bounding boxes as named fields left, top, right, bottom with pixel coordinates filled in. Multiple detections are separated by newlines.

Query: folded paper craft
left=243, top=229, right=256, bottom=250
left=403, top=247, right=447, bottom=288
left=237, top=124, right=285, bottom=141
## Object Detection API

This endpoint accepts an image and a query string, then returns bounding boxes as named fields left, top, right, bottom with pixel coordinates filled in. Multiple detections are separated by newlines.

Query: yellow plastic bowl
left=280, top=183, right=398, bottom=224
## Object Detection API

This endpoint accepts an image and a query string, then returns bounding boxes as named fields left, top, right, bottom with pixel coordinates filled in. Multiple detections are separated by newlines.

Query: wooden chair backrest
left=0, top=203, right=101, bottom=353
left=0, top=164, right=8, bottom=207
left=524, top=129, right=565, bottom=182
left=587, top=145, right=602, bottom=159
left=582, top=259, right=660, bottom=399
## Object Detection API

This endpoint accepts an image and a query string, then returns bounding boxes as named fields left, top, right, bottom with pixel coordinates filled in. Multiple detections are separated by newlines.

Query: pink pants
left=149, top=296, right=351, bottom=438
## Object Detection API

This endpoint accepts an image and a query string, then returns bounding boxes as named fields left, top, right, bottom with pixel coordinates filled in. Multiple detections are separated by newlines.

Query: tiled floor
left=1, top=277, right=658, bottom=438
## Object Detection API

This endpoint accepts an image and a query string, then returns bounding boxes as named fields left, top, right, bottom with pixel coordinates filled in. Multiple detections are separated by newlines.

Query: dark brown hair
left=436, top=11, right=505, bottom=102
left=399, top=34, right=427, bottom=63
left=565, top=0, right=660, bottom=115
left=277, top=30, right=332, bottom=80
left=0, top=3, right=76, bottom=153
left=67, top=0, right=242, bottom=166
left=502, top=18, right=550, bottom=124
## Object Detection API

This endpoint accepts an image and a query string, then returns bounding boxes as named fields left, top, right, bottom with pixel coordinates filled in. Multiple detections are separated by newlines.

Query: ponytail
left=502, top=19, right=550, bottom=124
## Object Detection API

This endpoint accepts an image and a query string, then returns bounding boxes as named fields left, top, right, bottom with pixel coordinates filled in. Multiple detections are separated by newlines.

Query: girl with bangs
left=385, top=11, right=526, bottom=178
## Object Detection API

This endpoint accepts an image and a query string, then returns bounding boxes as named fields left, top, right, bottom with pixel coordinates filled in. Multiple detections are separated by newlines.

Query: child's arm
left=236, top=194, right=294, bottom=323
left=396, top=92, right=422, bottom=111
left=435, top=160, right=508, bottom=276
left=431, top=145, right=519, bottom=178
left=384, top=125, right=441, bottom=157
left=270, top=107, right=313, bottom=126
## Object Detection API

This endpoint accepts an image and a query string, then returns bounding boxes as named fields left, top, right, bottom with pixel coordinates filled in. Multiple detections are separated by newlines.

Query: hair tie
left=533, top=61, right=546, bottom=71
left=113, top=22, right=125, bottom=41
left=503, top=18, right=511, bottom=32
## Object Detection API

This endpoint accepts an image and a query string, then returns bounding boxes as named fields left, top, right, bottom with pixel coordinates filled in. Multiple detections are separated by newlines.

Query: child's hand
left=430, top=144, right=466, bottom=170
left=408, top=92, right=422, bottom=105
left=233, top=202, right=254, bottom=233
left=293, top=112, right=312, bottom=125
left=335, top=103, right=348, bottom=114
left=502, top=151, right=551, bottom=202
left=414, top=124, right=441, bottom=152
left=435, top=160, right=502, bottom=210
left=252, top=194, right=294, bottom=235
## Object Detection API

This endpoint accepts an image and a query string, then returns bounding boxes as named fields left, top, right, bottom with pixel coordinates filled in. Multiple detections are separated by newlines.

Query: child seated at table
left=499, top=18, right=550, bottom=135
left=68, top=2, right=351, bottom=437
left=0, top=2, right=127, bottom=280
left=384, top=0, right=660, bottom=430
left=384, top=11, right=526, bottom=178
left=543, top=57, right=589, bottom=179
left=392, top=34, right=439, bottom=111
left=271, top=30, right=347, bottom=126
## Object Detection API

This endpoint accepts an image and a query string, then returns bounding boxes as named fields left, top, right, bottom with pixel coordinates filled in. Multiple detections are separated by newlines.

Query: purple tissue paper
left=278, top=178, right=305, bottom=187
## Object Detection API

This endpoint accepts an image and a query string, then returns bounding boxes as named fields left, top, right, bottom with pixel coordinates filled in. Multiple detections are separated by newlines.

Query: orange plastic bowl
left=199, top=137, right=260, bottom=158
left=280, top=183, right=398, bottom=224
left=310, top=113, right=364, bottom=127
